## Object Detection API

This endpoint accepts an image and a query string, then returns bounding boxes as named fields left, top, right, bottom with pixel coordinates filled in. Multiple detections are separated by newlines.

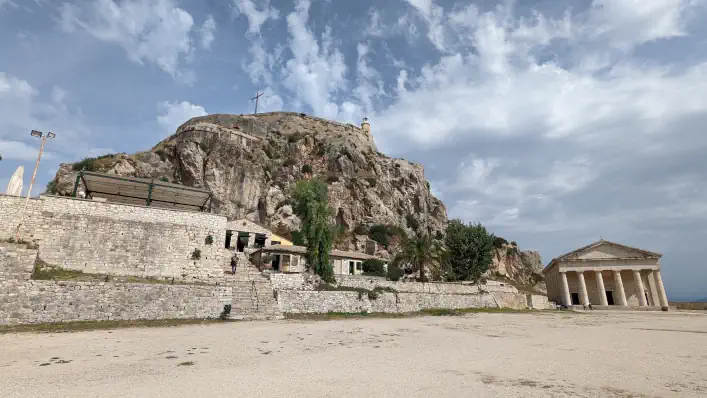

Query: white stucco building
left=543, top=240, right=669, bottom=310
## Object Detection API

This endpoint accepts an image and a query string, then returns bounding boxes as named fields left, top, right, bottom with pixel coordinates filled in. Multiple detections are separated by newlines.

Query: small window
left=254, top=233, right=266, bottom=248
left=356, top=261, right=362, bottom=271
left=271, top=241, right=281, bottom=245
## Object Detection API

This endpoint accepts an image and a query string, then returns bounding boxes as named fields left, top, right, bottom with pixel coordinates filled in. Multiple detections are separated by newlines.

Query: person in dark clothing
left=231, top=255, right=237, bottom=275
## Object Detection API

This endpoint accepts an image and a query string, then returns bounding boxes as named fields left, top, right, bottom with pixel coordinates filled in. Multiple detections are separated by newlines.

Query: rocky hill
left=489, top=242, right=546, bottom=293
left=49, top=112, right=448, bottom=255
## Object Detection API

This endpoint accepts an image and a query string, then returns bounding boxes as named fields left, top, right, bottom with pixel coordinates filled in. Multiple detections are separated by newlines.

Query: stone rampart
left=1, top=195, right=227, bottom=281
left=0, top=280, right=228, bottom=325
left=276, top=290, right=531, bottom=314
left=0, top=244, right=272, bottom=325
left=269, top=273, right=519, bottom=294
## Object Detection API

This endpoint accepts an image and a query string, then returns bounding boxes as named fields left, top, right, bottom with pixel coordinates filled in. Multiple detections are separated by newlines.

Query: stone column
left=595, top=271, right=608, bottom=306
left=653, top=270, right=670, bottom=310
left=633, top=270, right=647, bottom=306
left=560, top=271, right=571, bottom=307
left=577, top=272, right=590, bottom=306
left=613, top=270, right=628, bottom=306
left=646, top=270, right=658, bottom=306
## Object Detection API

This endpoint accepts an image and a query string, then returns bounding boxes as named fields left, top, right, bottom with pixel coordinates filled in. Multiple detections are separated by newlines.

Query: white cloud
left=200, top=15, right=216, bottom=50
left=157, top=101, right=207, bottom=135
left=0, top=72, right=90, bottom=161
left=60, top=0, right=197, bottom=82
left=587, top=0, right=699, bottom=49
left=282, top=0, right=348, bottom=120
left=232, top=0, right=279, bottom=35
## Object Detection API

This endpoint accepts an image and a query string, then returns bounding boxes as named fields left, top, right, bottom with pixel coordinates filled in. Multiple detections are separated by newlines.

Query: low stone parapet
left=277, top=290, right=531, bottom=314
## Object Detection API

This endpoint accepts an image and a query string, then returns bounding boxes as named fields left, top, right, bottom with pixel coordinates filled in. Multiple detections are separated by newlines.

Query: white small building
left=251, top=245, right=379, bottom=275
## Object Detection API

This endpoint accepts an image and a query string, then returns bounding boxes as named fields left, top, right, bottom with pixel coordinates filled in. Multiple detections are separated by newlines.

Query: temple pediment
left=556, top=240, right=661, bottom=262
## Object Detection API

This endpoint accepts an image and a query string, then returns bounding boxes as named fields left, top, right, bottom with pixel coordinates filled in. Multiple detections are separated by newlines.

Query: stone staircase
left=220, top=255, right=283, bottom=320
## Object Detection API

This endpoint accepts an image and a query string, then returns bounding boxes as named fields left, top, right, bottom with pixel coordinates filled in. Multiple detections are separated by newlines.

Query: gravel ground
left=1, top=311, right=706, bottom=397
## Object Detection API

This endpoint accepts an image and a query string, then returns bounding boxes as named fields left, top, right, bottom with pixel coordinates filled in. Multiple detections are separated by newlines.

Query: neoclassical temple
left=544, top=240, right=669, bottom=310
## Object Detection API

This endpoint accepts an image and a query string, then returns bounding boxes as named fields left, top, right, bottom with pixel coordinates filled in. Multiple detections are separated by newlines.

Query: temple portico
left=544, top=240, right=669, bottom=310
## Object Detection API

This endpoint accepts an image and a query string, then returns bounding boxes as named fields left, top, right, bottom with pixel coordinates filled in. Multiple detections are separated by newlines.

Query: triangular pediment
left=556, top=240, right=661, bottom=262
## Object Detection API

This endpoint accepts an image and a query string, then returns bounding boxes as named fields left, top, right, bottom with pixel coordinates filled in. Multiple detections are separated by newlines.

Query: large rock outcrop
left=49, top=112, right=448, bottom=255
left=488, top=242, right=546, bottom=293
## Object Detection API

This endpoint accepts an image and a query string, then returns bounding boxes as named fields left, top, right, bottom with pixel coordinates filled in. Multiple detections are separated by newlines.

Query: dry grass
left=284, top=307, right=534, bottom=321
left=31, top=259, right=208, bottom=286
left=0, top=319, right=224, bottom=334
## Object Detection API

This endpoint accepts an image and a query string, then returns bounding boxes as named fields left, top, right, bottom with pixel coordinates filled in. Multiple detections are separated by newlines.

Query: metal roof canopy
left=72, top=171, right=212, bottom=212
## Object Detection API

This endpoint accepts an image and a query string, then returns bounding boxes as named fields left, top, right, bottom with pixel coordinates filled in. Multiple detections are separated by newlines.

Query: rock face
left=50, top=112, right=448, bottom=253
left=488, top=243, right=546, bottom=292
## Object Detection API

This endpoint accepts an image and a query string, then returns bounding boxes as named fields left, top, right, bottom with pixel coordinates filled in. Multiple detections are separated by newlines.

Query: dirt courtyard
left=1, top=311, right=706, bottom=397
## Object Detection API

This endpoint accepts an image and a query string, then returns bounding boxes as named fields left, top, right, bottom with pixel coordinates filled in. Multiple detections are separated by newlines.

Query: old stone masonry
left=0, top=194, right=547, bottom=326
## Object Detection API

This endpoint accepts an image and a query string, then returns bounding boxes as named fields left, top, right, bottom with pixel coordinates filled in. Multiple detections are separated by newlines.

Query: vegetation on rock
left=72, top=154, right=116, bottom=172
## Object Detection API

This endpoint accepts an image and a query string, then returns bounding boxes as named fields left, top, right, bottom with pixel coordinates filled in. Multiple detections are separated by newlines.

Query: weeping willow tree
left=293, top=179, right=335, bottom=282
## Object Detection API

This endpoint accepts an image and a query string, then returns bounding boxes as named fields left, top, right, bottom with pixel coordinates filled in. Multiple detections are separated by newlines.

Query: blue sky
left=1, top=0, right=706, bottom=300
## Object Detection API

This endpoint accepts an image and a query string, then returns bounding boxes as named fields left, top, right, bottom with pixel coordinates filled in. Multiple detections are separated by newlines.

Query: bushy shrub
left=493, top=236, right=509, bottom=248
left=362, top=259, right=386, bottom=277
left=46, top=180, right=58, bottom=195
left=159, top=177, right=169, bottom=182
left=291, top=230, right=306, bottom=246
left=301, top=164, right=313, bottom=174
left=387, top=265, right=403, bottom=281
left=72, top=154, right=116, bottom=172
left=205, top=235, right=214, bottom=245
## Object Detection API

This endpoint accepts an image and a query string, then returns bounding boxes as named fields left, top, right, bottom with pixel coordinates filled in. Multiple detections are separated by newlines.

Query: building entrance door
left=606, top=291, right=615, bottom=305
left=571, top=293, right=580, bottom=305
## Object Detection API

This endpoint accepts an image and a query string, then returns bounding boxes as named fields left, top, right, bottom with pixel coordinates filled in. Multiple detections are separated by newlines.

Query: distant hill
left=697, top=298, right=707, bottom=303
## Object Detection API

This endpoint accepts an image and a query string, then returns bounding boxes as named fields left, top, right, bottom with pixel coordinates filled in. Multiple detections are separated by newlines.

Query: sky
left=1, top=0, right=706, bottom=300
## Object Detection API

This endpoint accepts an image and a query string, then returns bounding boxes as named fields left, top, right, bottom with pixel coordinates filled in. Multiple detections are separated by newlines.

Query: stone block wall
left=0, top=194, right=43, bottom=241
left=1, top=195, right=228, bottom=281
left=0, top=281, right=227, bottom=325
left=528, top=294, right=550, bottom=310
left=277, top=290, right=509, bottom=314
left=0, top=245, right=268, bottom=325
left=269, top=273, right=520, bottom=295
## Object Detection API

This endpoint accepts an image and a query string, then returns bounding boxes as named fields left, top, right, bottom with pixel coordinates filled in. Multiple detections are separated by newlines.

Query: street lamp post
left=15, top=130, right=56, bottom=242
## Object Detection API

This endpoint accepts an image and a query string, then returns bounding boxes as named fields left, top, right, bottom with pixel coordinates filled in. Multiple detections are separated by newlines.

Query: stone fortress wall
left=0, top=194, right=550, bottom=326
left=0, top=243, right=231, bottom=325
left=1, top=194, right=228, bottom=281
left=270, top=273, right=548, bottom=313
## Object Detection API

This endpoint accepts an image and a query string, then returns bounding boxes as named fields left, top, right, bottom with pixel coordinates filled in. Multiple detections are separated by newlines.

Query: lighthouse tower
left=361, top=117, right=371, bottom=134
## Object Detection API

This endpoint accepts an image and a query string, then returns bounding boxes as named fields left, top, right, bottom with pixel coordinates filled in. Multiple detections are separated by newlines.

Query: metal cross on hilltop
left=251, top=89, right=264, bottom=115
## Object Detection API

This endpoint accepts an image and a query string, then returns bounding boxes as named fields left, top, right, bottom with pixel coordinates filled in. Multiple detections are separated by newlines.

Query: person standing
left=231, top=255, right=237, bottom=275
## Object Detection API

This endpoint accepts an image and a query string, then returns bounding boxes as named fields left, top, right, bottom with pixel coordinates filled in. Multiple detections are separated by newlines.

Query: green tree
left=292, top=179, right=335, bottom=282
left=444, top=219, right=495, bottom=283
left=392, top=234, right=442, bottom=282
left=362, top=259, right=386, bottom=277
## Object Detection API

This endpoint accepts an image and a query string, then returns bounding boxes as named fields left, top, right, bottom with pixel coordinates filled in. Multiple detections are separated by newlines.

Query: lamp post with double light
left=15, top=130, right=56, bottom=242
